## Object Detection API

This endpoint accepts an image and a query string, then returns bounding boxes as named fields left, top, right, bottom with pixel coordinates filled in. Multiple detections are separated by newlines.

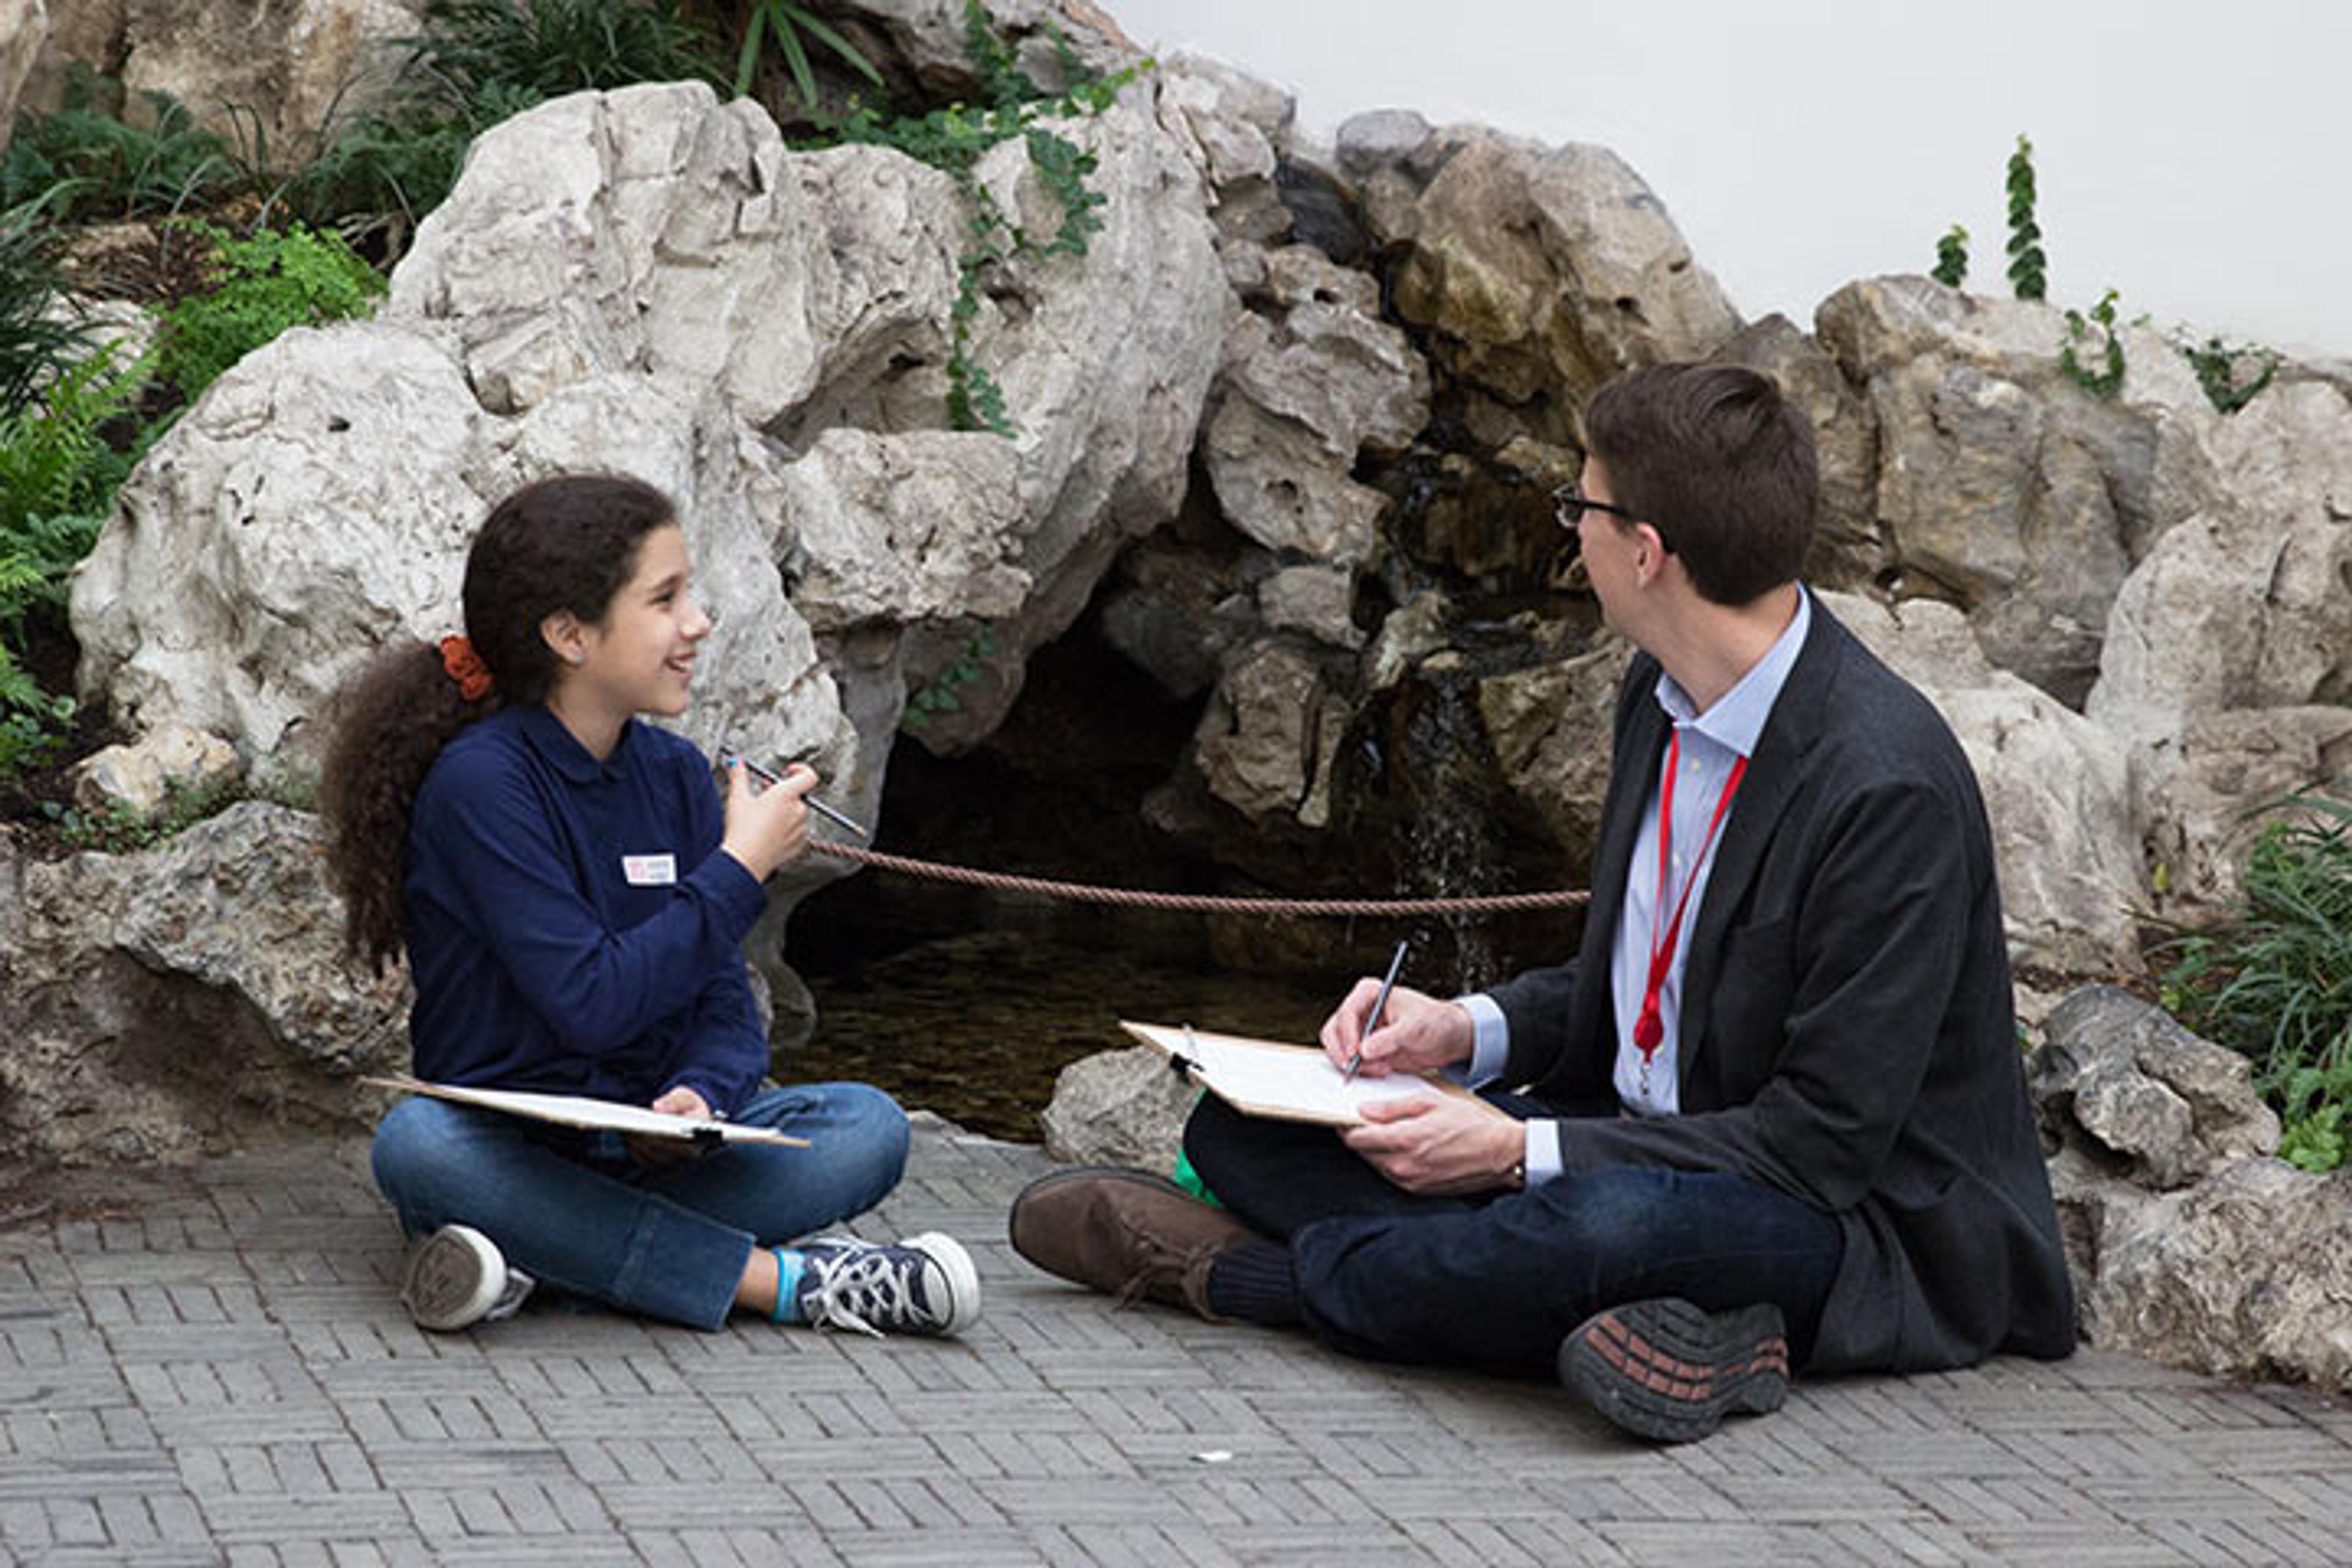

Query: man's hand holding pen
left=1318, top=979, right=1476, bottom=1080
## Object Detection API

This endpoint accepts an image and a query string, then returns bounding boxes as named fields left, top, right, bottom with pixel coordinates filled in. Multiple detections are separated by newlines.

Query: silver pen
left=721, top=753, right=868, bottom=839
left=1342, top=938, right=1411, bottom=1085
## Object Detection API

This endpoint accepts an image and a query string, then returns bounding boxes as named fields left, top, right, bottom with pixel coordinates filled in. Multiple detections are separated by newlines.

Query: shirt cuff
left=1459, top=993, right=1509, bottom=1086
left=1522, top=1118, right=1563, bottom=1188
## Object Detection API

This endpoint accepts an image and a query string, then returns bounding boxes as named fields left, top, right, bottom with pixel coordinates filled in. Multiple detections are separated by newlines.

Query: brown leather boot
left=1008, top=1167, right=1262, bottom=1319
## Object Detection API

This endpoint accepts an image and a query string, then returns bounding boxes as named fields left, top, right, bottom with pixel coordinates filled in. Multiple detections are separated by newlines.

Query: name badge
left=622, top=853, right=677, bottom=886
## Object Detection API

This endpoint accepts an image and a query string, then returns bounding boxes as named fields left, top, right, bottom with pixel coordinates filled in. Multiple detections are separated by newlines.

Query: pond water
left=793, top=927, right=1351, bottom=1144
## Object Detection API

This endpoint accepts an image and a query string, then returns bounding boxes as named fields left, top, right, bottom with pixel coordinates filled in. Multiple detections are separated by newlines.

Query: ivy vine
left=2005, top=134, right=2046, bottom=301
left=1931, top=224, right=1969, bottom=288
left=2060, top=287, right=2125, bottom=398
left=827, top=2, right=1140, bottom=436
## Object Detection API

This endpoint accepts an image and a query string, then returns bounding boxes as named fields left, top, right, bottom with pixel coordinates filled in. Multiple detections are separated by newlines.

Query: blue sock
left=768, top=1248, right=806, bottom=1324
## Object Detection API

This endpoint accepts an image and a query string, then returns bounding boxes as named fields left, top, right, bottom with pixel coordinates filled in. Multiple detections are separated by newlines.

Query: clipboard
left=363, top=1075, right=811, bottom=1147
left=1120, top=1021, right=1512, bottom=1129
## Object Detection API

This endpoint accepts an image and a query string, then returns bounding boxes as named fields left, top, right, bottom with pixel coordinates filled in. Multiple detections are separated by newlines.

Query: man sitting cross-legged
left=1009, top=362, right=2076, bottom=1444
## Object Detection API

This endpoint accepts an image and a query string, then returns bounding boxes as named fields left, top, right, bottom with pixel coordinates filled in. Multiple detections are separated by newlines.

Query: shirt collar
left=1653, top=586, right=1812, bottom=759
left=514, top=704, right=632, bottom=783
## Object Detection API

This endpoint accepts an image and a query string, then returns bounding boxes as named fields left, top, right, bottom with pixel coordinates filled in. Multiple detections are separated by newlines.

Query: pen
left=1343, top=938, right=1411, bottom=1085
left=721, top=753, right=869, bottom=839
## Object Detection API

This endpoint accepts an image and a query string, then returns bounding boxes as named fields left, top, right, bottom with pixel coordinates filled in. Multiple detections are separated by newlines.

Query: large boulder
left=0, top=805, right=409, bottom=1166
left=1815, top=277, right=2168, bottom=707
left=70, top=328, right=859, bottom=823
left=2086, top=380, right=2352, bottom=755
left=2031, top=985, right=2279, bottom=1189
left=1342, top=117, right=1742, bottom=451
left=2061, top=1156, right=2352, bottom=1389
left=1202, top=244, right=1429, bottom=566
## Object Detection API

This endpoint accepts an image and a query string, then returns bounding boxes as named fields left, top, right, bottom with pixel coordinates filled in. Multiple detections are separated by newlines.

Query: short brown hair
left=1583, top=363, right=1816, bottom=606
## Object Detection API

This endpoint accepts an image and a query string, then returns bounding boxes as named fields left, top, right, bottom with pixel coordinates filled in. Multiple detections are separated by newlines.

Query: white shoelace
left=800, top=1245, right=934, bottom=1338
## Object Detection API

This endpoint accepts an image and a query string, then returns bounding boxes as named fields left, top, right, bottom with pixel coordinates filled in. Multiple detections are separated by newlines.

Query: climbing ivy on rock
left=829, top=2, right=1140, bottom=435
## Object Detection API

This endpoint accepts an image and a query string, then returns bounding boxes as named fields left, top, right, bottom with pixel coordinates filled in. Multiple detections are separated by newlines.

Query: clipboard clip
left=1170, top=1022, right=1204, bottom=1080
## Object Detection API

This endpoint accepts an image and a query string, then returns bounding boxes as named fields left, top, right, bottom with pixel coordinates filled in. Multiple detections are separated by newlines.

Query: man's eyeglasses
left=1551, top=485, right=1638, bottom=531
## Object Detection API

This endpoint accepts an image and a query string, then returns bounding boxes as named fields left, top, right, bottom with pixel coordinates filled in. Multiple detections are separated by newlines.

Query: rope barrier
left=809, top=840, right=1591, bottom=918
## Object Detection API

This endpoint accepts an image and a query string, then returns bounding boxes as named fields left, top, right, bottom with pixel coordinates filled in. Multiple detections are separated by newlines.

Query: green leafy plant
left=734, top=1, right=883, bottom=108
left=2162, top=794, right=2352, bottom=1173
left=0, top=342, right=152, bottom=779
left=413, top=0, right=725, bottom=101
left=157, top=224, right=385, bottom=402
left=40, top=769, right=255, bottom=854
left=831, top=1, right=1138, bottom=434
left=2005, top=134, right=2046, bottom=301
left=0, top=66, right=249, bottom=222
left=2183, top=334, right=2279, bottom=415
left=1931, top=223, right=1969, bottom=288
left=902, top=627, right=998, bottom=731
left=0, top=195, right=102, bottom=417
left=277, top=0, right=728, bottom=255
left=2060, top=287, right=2125, bottom=398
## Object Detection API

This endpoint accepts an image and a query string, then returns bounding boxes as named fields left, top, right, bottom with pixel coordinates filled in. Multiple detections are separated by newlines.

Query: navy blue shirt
left=402, top=704, right=771, bottom=1114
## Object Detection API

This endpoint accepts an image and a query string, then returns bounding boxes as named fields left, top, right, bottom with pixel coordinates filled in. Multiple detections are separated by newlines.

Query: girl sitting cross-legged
left=322, top=472, right=978, bottom=1338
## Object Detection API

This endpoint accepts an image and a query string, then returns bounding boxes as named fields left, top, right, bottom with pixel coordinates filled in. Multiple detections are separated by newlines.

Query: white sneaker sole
left=904, top=1231, right=982, bottom=1336
left=402, top=1224, right=506, bottom=1332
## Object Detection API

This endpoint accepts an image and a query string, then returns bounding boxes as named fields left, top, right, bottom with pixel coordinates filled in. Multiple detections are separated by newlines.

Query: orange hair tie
left=439, top=635, right=494, bottom=702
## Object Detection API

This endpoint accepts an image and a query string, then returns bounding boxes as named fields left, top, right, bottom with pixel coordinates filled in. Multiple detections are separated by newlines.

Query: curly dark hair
left=320, top=473, right=679, bottom=971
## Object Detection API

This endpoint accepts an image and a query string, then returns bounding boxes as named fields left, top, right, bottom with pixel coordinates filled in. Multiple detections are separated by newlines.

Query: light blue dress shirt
left=1459, top=589, right=1812, bottom=1185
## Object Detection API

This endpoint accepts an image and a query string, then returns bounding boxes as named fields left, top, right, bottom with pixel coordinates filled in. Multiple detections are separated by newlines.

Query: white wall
left=1107, top=0, right=2351, bottom=361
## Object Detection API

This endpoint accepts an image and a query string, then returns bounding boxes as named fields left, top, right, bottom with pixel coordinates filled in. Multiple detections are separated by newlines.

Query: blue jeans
left=1184, top=1093, right=1844, bottom=1376
left=372, top=1083, right=910, bottom=1330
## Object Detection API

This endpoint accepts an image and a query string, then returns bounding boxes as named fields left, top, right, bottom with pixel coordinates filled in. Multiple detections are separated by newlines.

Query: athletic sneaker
left=1558, top=1297, right=1790, bottom=1444
left=399, top=1224, right=535, bottom=1332
left=795, top=1233, right=981, bottom=1338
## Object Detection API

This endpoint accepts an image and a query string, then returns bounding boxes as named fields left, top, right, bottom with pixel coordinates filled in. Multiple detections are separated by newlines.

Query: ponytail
left=320, top=640, right=491, bottom=972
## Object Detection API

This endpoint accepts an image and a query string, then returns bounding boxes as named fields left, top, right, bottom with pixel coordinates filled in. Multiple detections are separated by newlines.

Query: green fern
left=157, top=224, right=385, bottom=402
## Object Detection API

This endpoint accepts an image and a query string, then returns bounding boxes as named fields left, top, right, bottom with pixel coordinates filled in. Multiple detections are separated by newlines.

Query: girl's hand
left=628, top=1084, right=715, bottom=1167
left=720, top=759, right=815, bottom=880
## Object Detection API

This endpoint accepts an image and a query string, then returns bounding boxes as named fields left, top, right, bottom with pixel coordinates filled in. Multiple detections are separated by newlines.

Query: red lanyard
left=1631, top=732, right=1748, bottom=1085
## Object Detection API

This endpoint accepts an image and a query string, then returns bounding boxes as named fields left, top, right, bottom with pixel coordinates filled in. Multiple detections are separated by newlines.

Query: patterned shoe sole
left=1559, top=1297, right=1790, bottom=1444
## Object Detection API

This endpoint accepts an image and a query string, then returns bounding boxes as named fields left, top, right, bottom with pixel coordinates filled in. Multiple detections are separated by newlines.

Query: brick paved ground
left=5, top=1118, right=2349, bottom=1566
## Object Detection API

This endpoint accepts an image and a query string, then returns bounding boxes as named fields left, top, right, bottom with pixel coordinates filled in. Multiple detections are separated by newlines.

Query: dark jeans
left=1183, top=1092, right=1844, bottom=1376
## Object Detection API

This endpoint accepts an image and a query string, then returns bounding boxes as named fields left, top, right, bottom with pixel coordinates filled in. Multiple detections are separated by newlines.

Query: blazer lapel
left=1676, top=608, right=1845, bottom=1084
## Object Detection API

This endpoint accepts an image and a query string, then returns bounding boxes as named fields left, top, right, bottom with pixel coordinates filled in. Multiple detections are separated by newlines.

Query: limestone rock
left=898, top=83, right=1227, bottom=750
left=114, top=0, right=420, bottom=168
left=1825, top=592, right=2143, bottom=975
left=1356, top=125, right=1741, bottom=447
left=0, top=0, right=45, bottom=154
left=1204, top=244, right=1429, bottom=566
left=2076, top=1159, right=2352, bottom=1389
left=1095, top=532, right=1250, bottom=701
left=70, top=327, right=857, bottom=811
left=781, top=428, right=1030, bottom=633
left=2136, top=707, right=2352, bottom=919
left=1193, top=641, right=1330, bottom=823
left=1477, top=638, right=1635, bottom=860
left=1039, top=1044, right=1193, bottom=1172
left=1257, top=564, right=1360, bottom=651
left=2031, top=986, right=2279, bottom=1189
left=1815, top=277, right=2171, bottom=706
left=2087, top=380, right=2352, bottom=756
left=70, top=722, right=240, bottom=816
left=832, top=0, right=1140, bottom=96
left=0, top=804, right=410, bottom=1166
left=390, top=83, right=966, bottom=426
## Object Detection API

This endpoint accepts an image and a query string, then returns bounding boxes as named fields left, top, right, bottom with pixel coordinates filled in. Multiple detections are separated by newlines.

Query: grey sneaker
left=401, top=1224, right=534, bottom=1332
left=796, top=1232, right=980, bottom=1338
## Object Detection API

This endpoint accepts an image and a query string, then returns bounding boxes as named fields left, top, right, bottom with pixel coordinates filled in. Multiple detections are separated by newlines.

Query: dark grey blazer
left=1490, top=602, right=2076, bottom=1374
